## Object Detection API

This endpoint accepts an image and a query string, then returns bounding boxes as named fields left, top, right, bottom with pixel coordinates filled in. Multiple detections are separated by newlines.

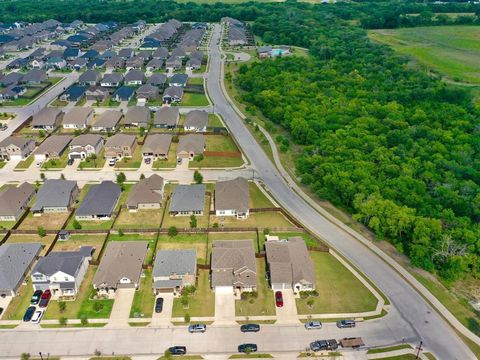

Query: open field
left=368, top=26, right=480, bottom=84
left=296, top=252, right=378, bottom=314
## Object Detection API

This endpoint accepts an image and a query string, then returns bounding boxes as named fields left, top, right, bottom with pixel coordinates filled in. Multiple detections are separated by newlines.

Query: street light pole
left=415, top=341, right=423, bottom=359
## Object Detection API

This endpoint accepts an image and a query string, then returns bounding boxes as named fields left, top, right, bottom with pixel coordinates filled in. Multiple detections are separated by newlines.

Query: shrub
left=193, top=170, right=203, bottom=184
left=37, top=226, right=46, bottom=237
left=116, top=172, right=126, bottom=184
left=93, top=302, right=104, bottom=313
left=80, top=316, right=88, bottom=326
left=59, top=317, right=67, bottom=326
left=118, top=228, right=124, bottom=237
left=59, top=301, right=66, bottom=313
left=168, top=226, right=178, bottom=237
left=212, top=222, right=219, bottom=228
left=189, top=215, right=197, bottom=228
left=72, top=219, right=82, bottom=230
left=184, top=313, right=191, bottom=323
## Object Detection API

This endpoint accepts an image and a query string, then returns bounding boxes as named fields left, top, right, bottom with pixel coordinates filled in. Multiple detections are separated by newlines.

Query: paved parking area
left=150, top=293, right=173, bottom=326
left=107, top=288, right=135, bottom=328
left=275, top=289, right=299, bottom=324
left=214, top=287, right=235, bottom=325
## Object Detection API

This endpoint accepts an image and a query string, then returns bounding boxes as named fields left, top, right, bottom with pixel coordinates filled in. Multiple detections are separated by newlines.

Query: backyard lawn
left=17, top=212, right=70, bottom=230
left=188, top=77, right=204, bottom=85
left=114, top=209, right=163, bottom=229
left=115, top=146, right=143, bottom=169
left=161, top=192, right=211, bottom=229
left=52, top=234, right=107, bottom=261
left=296, top=252, right=378, bottom=314
left=172, top=269, right=214, bottom=317
left=44, top=267, right=114, bottom=320
left=130, top=269, right=155, bottom=318
left=0, top=220, right=18, bottom=230
left=156, top=233, right=208, bottom=265
left=2, top=282, right=34, bottom=320
left=235, top=259, right=275, bottom=316
left=211, top=211, right=293, bottom=229
left=6, top=234, right=56, bottom=256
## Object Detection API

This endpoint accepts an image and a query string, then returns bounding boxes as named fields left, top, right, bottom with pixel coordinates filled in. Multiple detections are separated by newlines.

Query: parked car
left=144, top=157, right=151, bottom=165
left=176, top=158, right=182, bottom=165
left=168, top=346, right=187, bottom=355
left=310, top=339, right=338, bottom=352
left=108, top=158, right=116, bottom=166
left=38, top=289, right=51, bottom=308
left=35, top=161, right=43, bottom=168
left=275, top=291, right=283, bottom=307
left=31, top=310, right=44, bottom=324
left=188, top=323, right=207, bottom=333
left=67, top=158, right=74, bottom=166
left=0, top=307, right=4, bottom=316
left=23, top=306, right=36, bottom=322
left=337, top=319, right=356, bottom=328
left=30, top=290, right=43, bottom=305
left=240, top=323, right=260, bottom=333
left=155, top=297, right=164, bottom=313
left=0, top=124, right=7, bottom=131
left=238, top=344, right=257, bottom=353
left=304, top=321, right=322, bottom=330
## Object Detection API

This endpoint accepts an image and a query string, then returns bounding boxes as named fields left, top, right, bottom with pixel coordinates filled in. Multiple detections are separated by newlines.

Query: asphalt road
left=204, top=25, right=475, bottom=360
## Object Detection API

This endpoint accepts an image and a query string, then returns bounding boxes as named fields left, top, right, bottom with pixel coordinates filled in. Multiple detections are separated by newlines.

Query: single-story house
left=124, top=69, right=145, bottom=86
left=31, top=246, right=94, bottom=298
left=68, top=134, right=104, bottom=160
left=21, top=69, right=47, bottom=85
left=31, top=107, right=63, bottom=131
left=105, top=56, right=125, bottom=70
left=0, top=182, right=35, bottom=221
left=92, top=110, right=122, bottom=132
left=86, top=86, right=110, bottom=102
left=100, top=73, right=123, bottom=87
left=153, top=249, right=197, bottom=294
left=33, top=135, right=72, bottom=161
left=93, top=241, right=148, bottom=296
left=104, top=133, right=137, bottom=159
left=146, top=58, right=163, bottom=72
left=75, top=180, right=121, bottom=221
left=126, top=56, right=144, bottom=70
left=265, top=237, right=316, bottom=292
left=123, top=106, right=150, bottom=128
left=59, top=85, right=87, bottom=102
left=184, top=110, right=208, bottom=132
left=215, top=177, right=250, bottom=219
left=169, top=73, right=188, bottom=87
left=0, top=136, right=36, bottom=161
left=153, top=107, right=179, bottom=129
left=62, top=107, right=94, bottom=129
left=163, top=86, right=183, bottom=103
left=136, top=84, right=159, bottom=101
left=112, top=86, right=135, bottom=102
left=31, top=179, right=79, bottom=214
left=165, top=56, right=182, bottom=71
left=142, top=133, right=172, bottom=160
left=186, top=57, right=202, bottom=71
left=171, top=47, right=186, bottom=58
left=211, top=240, right=257, bottom=292
left=126, top=174, right=164, bottom=211
left=147, top=73, right=167, bottom=87
left=78, top=69, right=101, bottom=86
left=176, top=134, right=205, bottom=161
left=169, top=184, right=205, bottom=216
left=0, top=243, right=42, bottom=297
left=0, top=72, right=23, bottom=87
left=119, top=48, right=134, bottom=59
left=153, top=47, right=169, bottom=60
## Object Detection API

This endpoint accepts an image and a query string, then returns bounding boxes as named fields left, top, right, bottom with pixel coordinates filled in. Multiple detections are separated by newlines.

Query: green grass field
left=368, top=26, right=480, bottom=84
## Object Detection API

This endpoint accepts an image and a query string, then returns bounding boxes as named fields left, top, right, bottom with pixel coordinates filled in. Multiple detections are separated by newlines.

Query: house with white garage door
left=0, top=136, right=35, bottom=161
left=68, top=134, right=104, bottom=160
left=265, top=236, right=316, bottom=292
left=211, top=239, right=257, bottom=293
left=33, top=135, right=72, bottom=162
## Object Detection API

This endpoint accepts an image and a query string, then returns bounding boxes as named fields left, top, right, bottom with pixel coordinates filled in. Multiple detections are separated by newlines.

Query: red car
left=275, top=291, right=283, bottom=307
left=38, top=290, right=51, bottom=308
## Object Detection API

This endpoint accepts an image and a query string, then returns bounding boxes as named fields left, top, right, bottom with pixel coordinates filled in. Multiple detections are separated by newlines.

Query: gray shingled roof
left=32, top=246, right=93, bottom=277
left=76, top=181, right=120, bottom=217
left=31, top=179, right=77, bottom=212
left=154, top=107, right=179, bottom=127
left=93, top=110, right=122, bottom=129
left=185, top=110, right=208, bottom=130
left=153, top=249, right=196, bottom=278
left=169, top=184, right=205, bottom=213
left=0, top=243, right=42, bottom=292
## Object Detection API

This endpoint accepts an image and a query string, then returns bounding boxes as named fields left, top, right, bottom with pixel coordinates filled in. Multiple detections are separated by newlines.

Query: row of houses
left=0, top=69, right=49, bottom=102
left=222, top=17, right=247, bottom=46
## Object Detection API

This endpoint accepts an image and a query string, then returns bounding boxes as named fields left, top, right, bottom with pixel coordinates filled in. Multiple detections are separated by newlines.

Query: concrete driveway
left=214, top=287, right=235, bottom=325
left=150, top=293, right=173, bottom=326
left=275, top=289, right=299, bottom=324
left=107, top=288, right=135, bottom=328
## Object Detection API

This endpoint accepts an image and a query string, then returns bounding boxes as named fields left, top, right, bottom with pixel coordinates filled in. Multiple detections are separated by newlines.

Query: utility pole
left=415, top=341, right=423, bottom=359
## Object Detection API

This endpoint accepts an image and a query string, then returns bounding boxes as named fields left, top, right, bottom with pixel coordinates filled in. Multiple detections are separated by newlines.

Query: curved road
left=205, top=25, right=475, bottom=360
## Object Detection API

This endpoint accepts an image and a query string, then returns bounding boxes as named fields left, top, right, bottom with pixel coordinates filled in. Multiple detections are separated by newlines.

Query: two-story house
left=0, top=136, right=36, bottom=161
left=68, top=134, right=104, bottom=160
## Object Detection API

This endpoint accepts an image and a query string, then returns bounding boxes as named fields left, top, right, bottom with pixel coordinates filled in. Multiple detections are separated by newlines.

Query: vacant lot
left=53, top=234, right=107, bottom=261
left=296, top=252, right=378, bottom=314
left=368, top=26, right=480, bottom=84
left=7, top=234, right=56, bottom=256
left=18, top=212, right=70, bottom=230
left=205, top=135, right=239, bottom=152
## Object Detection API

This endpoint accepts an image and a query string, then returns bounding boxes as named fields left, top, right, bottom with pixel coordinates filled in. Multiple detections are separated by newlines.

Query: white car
left=108, top=158, right=116, bottom=166
left=31, top=310, right=44, bottom=324
left=35, top=161, right=43, bottom=168
left=305, top=321, right=322, bottom=330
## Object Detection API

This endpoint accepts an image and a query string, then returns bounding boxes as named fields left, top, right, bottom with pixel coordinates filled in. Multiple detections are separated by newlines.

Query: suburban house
left=100, top=73, right=123, bottom=87
left=78, top=69, right=101, bottom=86
left=75, top=181, right=121, bottom=221
left=0, top=243, right=42, bottom=297
left=119, top=48, right=134, bottom=59
left=152, top=249, right=197, bottom=294
left=171, top=47, right=186, bottom=58
left=104, top=133, right=137, bottom=159
left=265, top=237, right=316, bottom=292
left=169, top=73, right=188, bottom=87
left=165, top=56, right=182, bottom=71
left=0, top=183, right=35, bottom=221
left=153, top=107, right=179, bottom=129
left=136, top=84, right=159, bottom=101
left=124, top=69, right=146, bottom=85
left=33, top=135, right=73, bottom=161
left=105, top=56, right=125, bottom=70
left=112, top=86, right=135, bottom=102
left=210, top=240, right=257, bottom=292
left=86, top=86, right=110, bottom=102
left=153, top=47, right=169, bottom=60
left=31, top=179, right=79, bottom=214
left=0, top=136, right=35, bottom=161
left=0, top=84, right=27, bottom=102
left=93, top=241, right=148, bottom=296
left=146, top=58, right=163, bottom=72
left=184, top=110, right=208, bottom=132
left=21, top=69, right=47, bottom=85
left=91, top=110, right=122, bottom=132
left=186, top=57, right=202, bottom=71
left=31, top=107, right=63, bottom=131
left=62, top=107, right=94, bottom=129
left=163, top=86, right=183, bottom=103
left=147, top=73, right=167, bottom=87
left=123, top=106, right=150, bottom=128
left=68, top=134, right=104, bottom=160
left=0, top=72, right=23, bottom=87
left=59, top=85, right=87, bottom=102
left=30, top=246, right=94, bottom=298
left=215, top=177, right=250, bottom=219
left=125, top=56, right=144, bottom=70
left=126, top=174, right=164, bottom=211
left=169, top=184, right=205, bottom=216
left=176, top=134, right=205, bottom=161
left=142, top=134, right=172, bottom=160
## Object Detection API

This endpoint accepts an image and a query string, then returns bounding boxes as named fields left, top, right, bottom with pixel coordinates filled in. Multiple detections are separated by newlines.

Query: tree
left=72, top=219, right=82, bottom=230
left=80, top=316, right=88, bottom=326
left=37, top=226, right=46, bottom=237
left=38, top=130, right=45, bottom=138
left=59, top=301, right=66, bottom=313
left=60, top=173, right=65, bottom=180
left=168, top=226, right=178, bottom=237
left=93, top=302, right=104, bottom=313
left=21, top=353, right=30, bottom=360
left=184, top=313, right=191, bottom=323
left=118, top=228, right=124, bottom=237
left=140, top=173, right=145, bottom=180
left=90, top=153, right=97, bottom=167
left=40, top=172, right=46, bottom=181
left=59, top=317, right=67, bottom=326
left=116, top=172, right=126, bottom=184
left=189, top=215, right=197, bottom=228
left=193, top=170, right=203, bottom=184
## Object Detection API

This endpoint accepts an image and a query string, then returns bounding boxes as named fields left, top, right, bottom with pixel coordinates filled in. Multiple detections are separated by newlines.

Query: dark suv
left=238, top=344, right=257, bottom=353
left=337, top=319, right=356, bottom=328
left=310, top=339, right=338, bottom=352
left=23, top=306, right=36, bottom=322
left=155, top=297, right=164, bottom=313
left=30, top=290, right=43, bottom=305
left=240, top=323, right=260, bottom=333
left=168, top=346, right=186, bottom=355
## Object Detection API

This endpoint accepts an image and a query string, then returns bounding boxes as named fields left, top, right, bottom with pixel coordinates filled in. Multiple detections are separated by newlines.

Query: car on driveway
left=38, top=289, right=51, bottom=308
left=23, top=306, right=36, bottom=322
left=188, top=323, right=207, bottom=333
left=30, top=290, right=43, bottom=305
left=168, top=346, right=187, bottom=355
left=155, top=297, right=163, bottom=313
left=238, top=343, right=257, bottom=353
left=275, top=291, right=283, bottom=307
left=240, top=323, right=260, bottom=333
left=337, top=319, right=356, bottom=328
left=31, top=309, right=44, bottom=324
left=144, top=157, right=151, bottom=165
left=0, top=307, right=4, bottom=317
left=305, top=320, right=322, bottom=330
left=67, top=158, right=74, bottom=166
left=310, top=339, right=338, bottom=352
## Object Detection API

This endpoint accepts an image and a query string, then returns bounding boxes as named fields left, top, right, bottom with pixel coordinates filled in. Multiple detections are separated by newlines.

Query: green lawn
left=2, top=282, right=34, bottom=320
left=115, top=146, right=143, bottom=169
left=93, top=97, right=120, bottom=107
left=189, top=155, right=244, bottom=168
left=296, top=252, right=378, bottom=314
left=156, top=234, right=208, bottom=265
left=235, top=259, right=275, bottom=316
left=44, top=267, right=114, bottom=320
left=249, top=182, right=274, bottom=208
left=0, top=160, right=6, bottom=169
left=7, top=234, right=56, bottom=256
left=53, top=234, right=107, bottom=261
left=14, top=155, right=34, bottom=170
left=176, top=92, right=209, bottom=107
left=51, top=99, right=69, bottom=107
left=208, top=113, right=224, bottom=127
left=79, top=150, right=106, bottom=169
left=205, top=135, right=239, bottom=152
left=211, top=211, right=293, bottom=229
left=0, top=220, right=17, bottom=230
left=172, top=269, right=214, bottom=317
left=268, top=232, right=318, bottom=248
left=188, top=77, right=204, bottom=85
left=368, top=26, right=480, bottom=84
left=130, top=269, right=155, bottom=318
left=42, top=153, right=69, bottom=170
left=162, top=190, right=211, bottom=229
left=153, top=142, right=177, bottom=169
left=368, top=344, right=413, bottom=354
